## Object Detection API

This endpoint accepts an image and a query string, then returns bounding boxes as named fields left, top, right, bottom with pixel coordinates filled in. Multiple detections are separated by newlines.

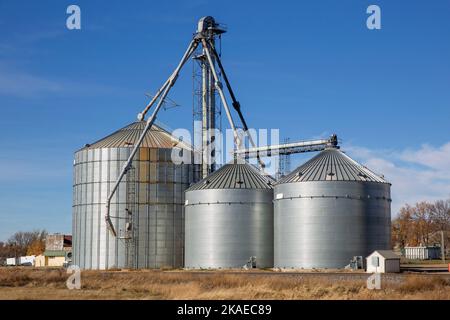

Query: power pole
left=441, top=230, right=446, bottom=263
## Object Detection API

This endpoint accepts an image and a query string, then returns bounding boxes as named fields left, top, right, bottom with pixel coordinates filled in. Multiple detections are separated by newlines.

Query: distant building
left=42, top=250, right=67, bottom=267
left=6, top=258, right=17, bottom=266
left=404, top=246, right=441, bottom=260
left=366, top=250, right=400, bottom=273
left=5, top=256, right=36, bottom=266
left=45, top=234, right=72, bottom=251
left=36, top=234, right=72, bottom=267
left=19, top=255, right=35, bottom=266
left=35, top=255, right=46, bottom=267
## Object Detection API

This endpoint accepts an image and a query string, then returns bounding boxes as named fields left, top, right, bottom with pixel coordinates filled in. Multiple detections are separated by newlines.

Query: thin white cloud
left=0, top=64, right=135, bottom=98
left=0, top=69, right=64, bottom=96
left=399, top=142, right=450, bottom=171
left=0, top=159, right=70, bottom=183
left=344, top=143, right=450, bottom=216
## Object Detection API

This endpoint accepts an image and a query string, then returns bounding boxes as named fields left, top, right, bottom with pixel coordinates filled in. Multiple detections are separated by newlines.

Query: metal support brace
left=207, top=40, right=265, bottom=169
left=105, top=39, right=198, bottom=236
left=234, top=135, right=339, bottom=158
left=201, top=39, right=241, bottom=151
left=137, top=78, right=170, bottom=121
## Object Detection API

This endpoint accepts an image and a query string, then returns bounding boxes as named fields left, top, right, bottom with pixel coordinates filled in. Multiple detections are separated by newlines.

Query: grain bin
left=274, top=147, right=391, bottom=269
left=184, top=162, right=274, bottom=268
left=72, top=121, right=198, bottom=269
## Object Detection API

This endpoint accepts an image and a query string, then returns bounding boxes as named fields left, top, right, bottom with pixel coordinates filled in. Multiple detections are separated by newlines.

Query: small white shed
left=366, top=250, right=400, bottom=273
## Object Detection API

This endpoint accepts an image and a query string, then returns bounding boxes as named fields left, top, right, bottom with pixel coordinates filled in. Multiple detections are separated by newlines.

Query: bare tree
left=392, top=198, right=450, bottom=248
left=5, top=229, right=47, bottom=257
left=431, top=199, right=450, bottom=231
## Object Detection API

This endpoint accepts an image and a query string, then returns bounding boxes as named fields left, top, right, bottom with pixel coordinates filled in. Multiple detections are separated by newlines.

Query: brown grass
left=0, top=267, right=449, bottom=300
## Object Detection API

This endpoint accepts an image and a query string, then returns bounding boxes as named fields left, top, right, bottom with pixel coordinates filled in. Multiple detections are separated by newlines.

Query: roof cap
left=277, top=148, right=389, bottom=184
left=80, top=121, right=192, bottom=151
left=187, top=162, right=273, bottom=191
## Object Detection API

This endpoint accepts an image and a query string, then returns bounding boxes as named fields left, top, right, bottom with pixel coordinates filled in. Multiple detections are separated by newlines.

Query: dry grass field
left=0, top=267, right=449, bottom=300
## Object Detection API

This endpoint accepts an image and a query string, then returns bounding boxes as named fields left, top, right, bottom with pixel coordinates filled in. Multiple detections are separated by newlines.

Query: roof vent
left=203, top=180, right=210, bottom=185
left=327, top=172, right=335, bottom=176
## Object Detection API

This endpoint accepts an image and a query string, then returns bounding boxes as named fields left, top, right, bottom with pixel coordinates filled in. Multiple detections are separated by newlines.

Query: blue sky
left=0, top=0, right=449, bottom=240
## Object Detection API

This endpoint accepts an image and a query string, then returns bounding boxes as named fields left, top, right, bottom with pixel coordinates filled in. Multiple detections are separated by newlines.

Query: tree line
left=0, top=230, right=47, bottom=263
left=392, top=198, right=450, bottom=248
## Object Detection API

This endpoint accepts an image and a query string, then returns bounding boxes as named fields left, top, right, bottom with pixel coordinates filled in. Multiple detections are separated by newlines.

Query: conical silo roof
left=277, top=148, right=389, bottom=184
left=81, top=121, right=192, bottom=150
left=186, top=162, right=273, bottom=191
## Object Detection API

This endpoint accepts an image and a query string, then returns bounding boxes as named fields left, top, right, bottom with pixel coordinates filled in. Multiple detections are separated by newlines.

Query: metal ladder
left=124, top=165, right=136, bottom=269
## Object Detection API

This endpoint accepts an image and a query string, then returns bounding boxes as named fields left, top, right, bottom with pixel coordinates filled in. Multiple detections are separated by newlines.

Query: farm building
left=404, top=246, right=441, bottom=260
left=366, top=250, right=400, bottom=273
left=35, top=234, right=73, bottom=267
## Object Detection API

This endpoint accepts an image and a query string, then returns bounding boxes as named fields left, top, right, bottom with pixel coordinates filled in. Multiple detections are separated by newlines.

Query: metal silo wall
left=185, top=189, right=274, bottom=268
left=73, top=147, right=196, bottom=270
left=274, top=181, right=391, bottom=269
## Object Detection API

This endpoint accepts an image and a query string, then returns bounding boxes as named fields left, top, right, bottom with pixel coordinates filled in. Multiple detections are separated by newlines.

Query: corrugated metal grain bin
left=274, top=147, right=391, bottom=269
left=184, top=162, right=274, bottom=268
left=73, top=121, right=198, bottom=269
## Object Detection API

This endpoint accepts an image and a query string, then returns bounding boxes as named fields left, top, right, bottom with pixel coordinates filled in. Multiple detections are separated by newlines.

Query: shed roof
left=43, top=250, right=66, bottom=257
left=370, top=250, right=400, bottom=260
